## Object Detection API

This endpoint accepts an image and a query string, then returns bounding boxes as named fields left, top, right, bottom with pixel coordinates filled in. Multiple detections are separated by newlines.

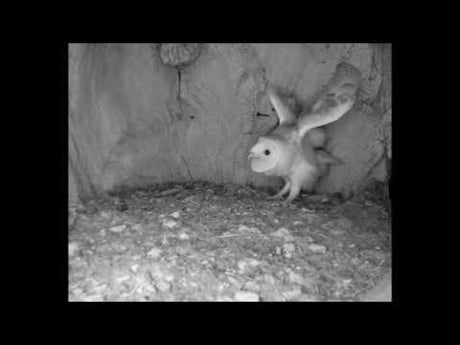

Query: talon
left=282, top=200, right=291, bottom=207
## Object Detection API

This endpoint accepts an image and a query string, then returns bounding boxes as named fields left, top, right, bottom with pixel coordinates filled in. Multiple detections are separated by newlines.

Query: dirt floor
left=68, top=181, right=391, bottom=302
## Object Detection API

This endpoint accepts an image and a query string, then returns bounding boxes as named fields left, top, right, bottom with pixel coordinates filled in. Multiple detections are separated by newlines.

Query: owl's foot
left=267, top=194, right=284, bottom=200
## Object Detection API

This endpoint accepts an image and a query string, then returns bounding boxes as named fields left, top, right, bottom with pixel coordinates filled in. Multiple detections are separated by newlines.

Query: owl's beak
left=248, top=152, right=254, bottom=160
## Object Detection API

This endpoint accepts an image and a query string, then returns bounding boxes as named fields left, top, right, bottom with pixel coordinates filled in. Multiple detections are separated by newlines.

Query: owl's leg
left=283, top=180, right=302, bottom=206
left=268, top=179, right=291, bottom=200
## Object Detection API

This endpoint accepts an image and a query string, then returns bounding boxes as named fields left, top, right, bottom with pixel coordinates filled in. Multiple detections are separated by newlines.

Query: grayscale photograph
left=68, top=43, right=392, bottom=302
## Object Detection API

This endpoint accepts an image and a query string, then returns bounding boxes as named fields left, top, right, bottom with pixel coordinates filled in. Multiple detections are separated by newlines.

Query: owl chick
left=248, top=74, right=358, bottom=205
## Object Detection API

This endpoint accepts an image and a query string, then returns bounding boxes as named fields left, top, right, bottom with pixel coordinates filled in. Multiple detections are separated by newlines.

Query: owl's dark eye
left=264, top=149, right=270, bottom=156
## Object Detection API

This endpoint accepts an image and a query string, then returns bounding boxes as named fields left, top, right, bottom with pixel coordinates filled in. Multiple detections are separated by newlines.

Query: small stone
left=99, top=211, right=112, bottom=219
left=243, top=281, right=260, bottom=292
left=177, top=231, right=190, bottom=240
left=72, top=287, right=83, bottom=295
left=68, top=242, right=79, bottom=257
left=162, top=218, right=179, bottom=229
left=175, top=246, right=188, bottom=256
left=147, top=248, right=163, bottom=259
left=183, top=195, right=196, bottom=203
left=82, top=294, right=104, bottom=302
left=288, top=271, right=304, bottom=285
left=238, top=225, right=261, bottom=235
left=304, top=236, right=314, bottom=242
left=264, top=274, right=276, bottom=285
left=330, top=229, right=345, bottom=236
left=237, top=258, right=261, bottom=274
left=247, top=258, right=261, bottom=266
left=234, top=291, right=260, bottom=302
left=156, top=280, right=171, bottom=292
left=159, top=188, right=181, bottom=196
left=283, top=243, right=296, bottom=258
left=114, top=272, right=131, bottom=283
left=170, top=211, right=180, bottom=219
left=275, top=246, right=282, bottom=256
left=342, top=279, right=352, bottom=285
left=272, top=228, right=294, bottom=242
left=109, top=224, right=126, bottom=233
left=238, top=260, right=249, bottom=273
left=132, top=224, right=143, bottom=231
left=283, top=288, right=302, bottom=300
left=308, top=243, right=327, bottom=254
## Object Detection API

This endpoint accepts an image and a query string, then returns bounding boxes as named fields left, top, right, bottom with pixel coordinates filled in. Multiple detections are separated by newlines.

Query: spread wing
left=297, top=92, right=355, bottom=139
left=267, top=87, right=296, bottom=126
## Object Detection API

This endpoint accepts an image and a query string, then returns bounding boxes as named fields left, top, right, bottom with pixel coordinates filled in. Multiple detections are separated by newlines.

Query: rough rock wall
left=68, top=43, right=391, bottom=201
left=315, top=44, right=392, bottom=197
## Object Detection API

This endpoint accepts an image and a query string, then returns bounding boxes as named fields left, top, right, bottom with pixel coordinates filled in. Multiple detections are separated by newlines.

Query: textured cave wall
left=315, top=44, right=392, bottom=197
left=68, top=43, right=391, bottom=202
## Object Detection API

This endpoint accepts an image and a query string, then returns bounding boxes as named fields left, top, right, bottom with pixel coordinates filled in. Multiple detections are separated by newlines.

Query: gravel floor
left=68, top=181, right=391, bottom=302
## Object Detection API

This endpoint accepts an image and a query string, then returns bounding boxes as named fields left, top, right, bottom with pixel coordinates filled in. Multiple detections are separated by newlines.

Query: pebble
left=177, top=231, right=190, bottom=240
left=132, top=224, right=143, bottom=232
left=282, top=243, right=296, bottom=258
left=68, top=242, right=79, bottom=257
left=159, top=188, right=182, bottom=196
left=99, top=211, right=112, bottom=219
left=330, top=229, right=345, bottom=236
left=288, top=271, right=304, bottom=285
left=162, top=218, right=179, bottom=229
left=275, top=246, right=282, bottom=256
left=243, top=281, right=260, bottom=292
left=183, top=195, right=197, bottom=203
left=264, top=274, right=276, bottom=285
left=82, top=294, right=104, bottom=302
left=109, top=224, right=126, bottom=233
left=147, top=248, right=163, bottom=259
left=238, top=225, right=261, bottom=235
left=170, top=211, right=180, bottom=219
left=272, top=228, right=294, bottom=242
left=155, top=280, right=171, bottom=292
left=304, top=236, right=314, bottom=242
left=234, top=291, right=260, bottom=302
left=308, top=243, right=327, bottom=254
left=283, top=288, right=302, bottom=300
left=237, top=258, right=261, bottom=274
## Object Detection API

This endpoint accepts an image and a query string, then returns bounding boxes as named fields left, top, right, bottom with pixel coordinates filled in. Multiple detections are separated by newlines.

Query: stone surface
left=68, top=43, right=391, bottom=201
left=360, top=273, right=392, bottom=302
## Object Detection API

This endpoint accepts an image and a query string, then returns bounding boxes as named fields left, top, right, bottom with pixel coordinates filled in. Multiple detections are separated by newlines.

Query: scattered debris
left=272, top=228, right=295, bottom=242
left=161, top=218, right=179, bottom=229
left=68, top=242, right=79, bottom=257
left=234, top=291, right=260, bottom=302
left=69, top=181, right=391, bottom=301
left=307, top=244, right=327, bottom=254
left=109, top=224, right=126, bottom=233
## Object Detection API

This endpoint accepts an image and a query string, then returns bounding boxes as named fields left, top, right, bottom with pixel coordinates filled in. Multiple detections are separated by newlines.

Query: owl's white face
left=248, top=137, right=281, bottom=173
